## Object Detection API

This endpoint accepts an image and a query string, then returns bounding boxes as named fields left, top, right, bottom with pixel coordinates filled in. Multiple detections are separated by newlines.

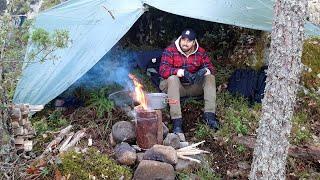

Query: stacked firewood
left=10, top=104, right=42, bottom=152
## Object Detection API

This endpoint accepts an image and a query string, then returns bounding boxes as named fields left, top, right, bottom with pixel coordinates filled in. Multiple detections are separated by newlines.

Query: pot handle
left=164, top=98, right=179, bottom=105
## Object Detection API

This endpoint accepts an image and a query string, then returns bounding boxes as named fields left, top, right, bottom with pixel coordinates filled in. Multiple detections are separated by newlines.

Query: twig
left=177, top=140, right=206, bottom=151
left=102, top=5, right=115, bottom=20
left=177, top=154, right=201, bottom=163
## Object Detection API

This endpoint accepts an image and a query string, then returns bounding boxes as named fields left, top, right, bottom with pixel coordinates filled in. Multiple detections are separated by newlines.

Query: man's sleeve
left=159, top=49, right=179, bottom=79
left=202, top=52, right=216, bottom=75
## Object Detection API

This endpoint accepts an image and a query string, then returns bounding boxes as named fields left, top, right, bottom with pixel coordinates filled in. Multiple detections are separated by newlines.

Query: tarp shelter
left=13, top=0, right=320, bottom=105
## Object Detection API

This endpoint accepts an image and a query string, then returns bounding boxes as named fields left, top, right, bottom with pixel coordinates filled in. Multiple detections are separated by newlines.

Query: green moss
left=302, top=37, right=320, bottom=89
left=58, top=148, right=132, bottom=180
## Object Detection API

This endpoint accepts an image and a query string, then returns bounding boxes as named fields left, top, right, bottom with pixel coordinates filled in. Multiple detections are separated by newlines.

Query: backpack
left=254, top=66, right=267, bottom=103
left=228, top=67, right=267, bottom=103
left=135, top=50, right=163, bottom=90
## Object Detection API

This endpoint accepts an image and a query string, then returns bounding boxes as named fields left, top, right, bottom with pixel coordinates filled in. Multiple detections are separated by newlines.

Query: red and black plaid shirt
left=159, top=41, right=215, bottom=79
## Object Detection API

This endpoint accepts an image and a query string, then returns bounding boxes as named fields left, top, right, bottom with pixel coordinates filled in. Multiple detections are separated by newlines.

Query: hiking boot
left=172, top=118, right=183, bottom=133
left=203, top=112, right=220, bottom=130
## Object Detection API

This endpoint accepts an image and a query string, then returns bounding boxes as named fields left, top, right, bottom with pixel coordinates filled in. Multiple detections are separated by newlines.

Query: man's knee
left=167, top=75, right=180, bottom=85
left=204, top=74, right=215, bottom=81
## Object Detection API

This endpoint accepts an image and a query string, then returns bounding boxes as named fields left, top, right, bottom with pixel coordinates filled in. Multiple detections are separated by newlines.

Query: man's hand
left=193, top=68, right=207, bottom=84
left=204, top=68, right=211, bottom=76
left=176, top=69, right=185, bottom=77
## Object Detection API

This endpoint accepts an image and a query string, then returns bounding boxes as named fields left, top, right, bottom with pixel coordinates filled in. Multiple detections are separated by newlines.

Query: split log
left=233, top=136, right=320, bottom=162
left=59, top=129, right=86, bottom=152
left=176, top=141, right=208, bottom=163
left=12, top=121, right=20, bottom=128
left=24, top=140, right=33, bottom=151
left=29, top=105, right=44, bottom=112
left=58, top=132, right=75, bottom=152
left=39, top=125, right=73, bottom=159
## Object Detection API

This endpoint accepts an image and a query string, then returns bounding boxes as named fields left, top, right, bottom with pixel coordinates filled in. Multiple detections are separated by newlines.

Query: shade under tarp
left=13, top=0, right=320, bottom=105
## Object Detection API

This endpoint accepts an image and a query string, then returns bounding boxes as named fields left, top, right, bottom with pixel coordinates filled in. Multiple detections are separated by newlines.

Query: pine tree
left=250, top=0, right=307, bottom=179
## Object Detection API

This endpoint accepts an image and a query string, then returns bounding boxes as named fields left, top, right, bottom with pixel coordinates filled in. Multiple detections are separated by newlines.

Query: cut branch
left=233, top=136, right=320, bottom=162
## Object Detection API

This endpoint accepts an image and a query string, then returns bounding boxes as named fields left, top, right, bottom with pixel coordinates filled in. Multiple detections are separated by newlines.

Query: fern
left=88, top=88, right=114, bottom=118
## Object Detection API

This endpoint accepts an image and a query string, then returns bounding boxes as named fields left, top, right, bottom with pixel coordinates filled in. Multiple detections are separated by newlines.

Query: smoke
left=64, top=49, right=137, bottom=94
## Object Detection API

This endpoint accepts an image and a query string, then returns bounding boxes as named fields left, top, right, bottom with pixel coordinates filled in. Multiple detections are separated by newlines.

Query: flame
left=129, top=74, right=148, bottom=109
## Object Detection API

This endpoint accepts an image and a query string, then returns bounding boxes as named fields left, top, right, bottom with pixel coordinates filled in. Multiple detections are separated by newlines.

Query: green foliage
left=195, top=123, right=215, bottom=140
left=28, top=28, right=71, bottom=63
left=194, top=167, right=221, bottom=180
left=216, top=92, right=260, bottom=138
left=212, top=62, right=234, bottom=86
left=31, top=28, right=51, bottom=46
left=87, top=87, right=115, bottom=118
left=58, top=148, right=132, bottom=180
left=291, top=112, right=312, bottom=145
left=0, top=10, right=70, bottom=102
left=32, top=118, right=49, bottom=134
left=236, top=144, right=247, bottom=154
left=31, top=110, right=69, bottom=134
left=182, top=98, right=203, bottom=107
left=41, top=0, right=62, bottom=11
left=177, top=164, right=221, bottom=180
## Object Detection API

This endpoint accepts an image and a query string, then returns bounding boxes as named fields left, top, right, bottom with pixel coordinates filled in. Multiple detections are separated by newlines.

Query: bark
left=249, top=0, right=307, bottom=179
left=0, top=64, right=14, bottom=163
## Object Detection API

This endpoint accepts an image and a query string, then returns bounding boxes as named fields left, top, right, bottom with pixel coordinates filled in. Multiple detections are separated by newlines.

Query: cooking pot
left=146, top=93, right=168, bottom=110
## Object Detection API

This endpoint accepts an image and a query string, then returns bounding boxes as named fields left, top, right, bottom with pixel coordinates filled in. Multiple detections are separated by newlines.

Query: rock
left=175, top=158, right=200, bottom=172
left=163, top=133, right=180, bottom=149
left=133, top=160, right=175, bottom=180
left=176, top=133, right=186, bottom=142
left=11, top=107, right=21, bottom=120
left=143, top=145, right=178, bottom=165
left=114, top=142, right=136, bottom=166
left=175, top=155, right=201, bottom=172
left=237, top=161, right=250, bottom=170
left=109, top=133, right=116, bottom=146
left=179, top=142, right=189, bottom=148
left=136, top=152, right=144, bottom=164
left=227, top=169, right=244, bottom=178
left=112, top=121, right=136, bottom=143
left=163, top=122, right=169, bottom=138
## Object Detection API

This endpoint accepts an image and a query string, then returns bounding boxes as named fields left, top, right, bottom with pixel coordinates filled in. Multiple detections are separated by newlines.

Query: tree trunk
left=0, top=0, right=14, bottom=163
left=249, top=0, right=307, bottom=179
left=0, top=64, right=14, bottom=163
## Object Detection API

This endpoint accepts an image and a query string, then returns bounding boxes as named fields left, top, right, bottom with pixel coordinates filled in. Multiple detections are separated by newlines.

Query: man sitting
left=159, top=28, right=220, bottom=134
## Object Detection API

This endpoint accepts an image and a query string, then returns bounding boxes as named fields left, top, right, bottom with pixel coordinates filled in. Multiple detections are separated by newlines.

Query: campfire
left=129, top=74, right=163, bottom=149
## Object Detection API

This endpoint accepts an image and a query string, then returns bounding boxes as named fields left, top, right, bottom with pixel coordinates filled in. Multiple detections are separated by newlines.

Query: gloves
left=193, top=68, right=207, bottom=84
left=180, top=68, right=208, bottom=84
left=183, top=70, right=195, bottom=84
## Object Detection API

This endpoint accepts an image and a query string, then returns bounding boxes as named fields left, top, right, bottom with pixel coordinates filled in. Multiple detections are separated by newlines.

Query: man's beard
left=181, top=46, right=191, bottom=52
